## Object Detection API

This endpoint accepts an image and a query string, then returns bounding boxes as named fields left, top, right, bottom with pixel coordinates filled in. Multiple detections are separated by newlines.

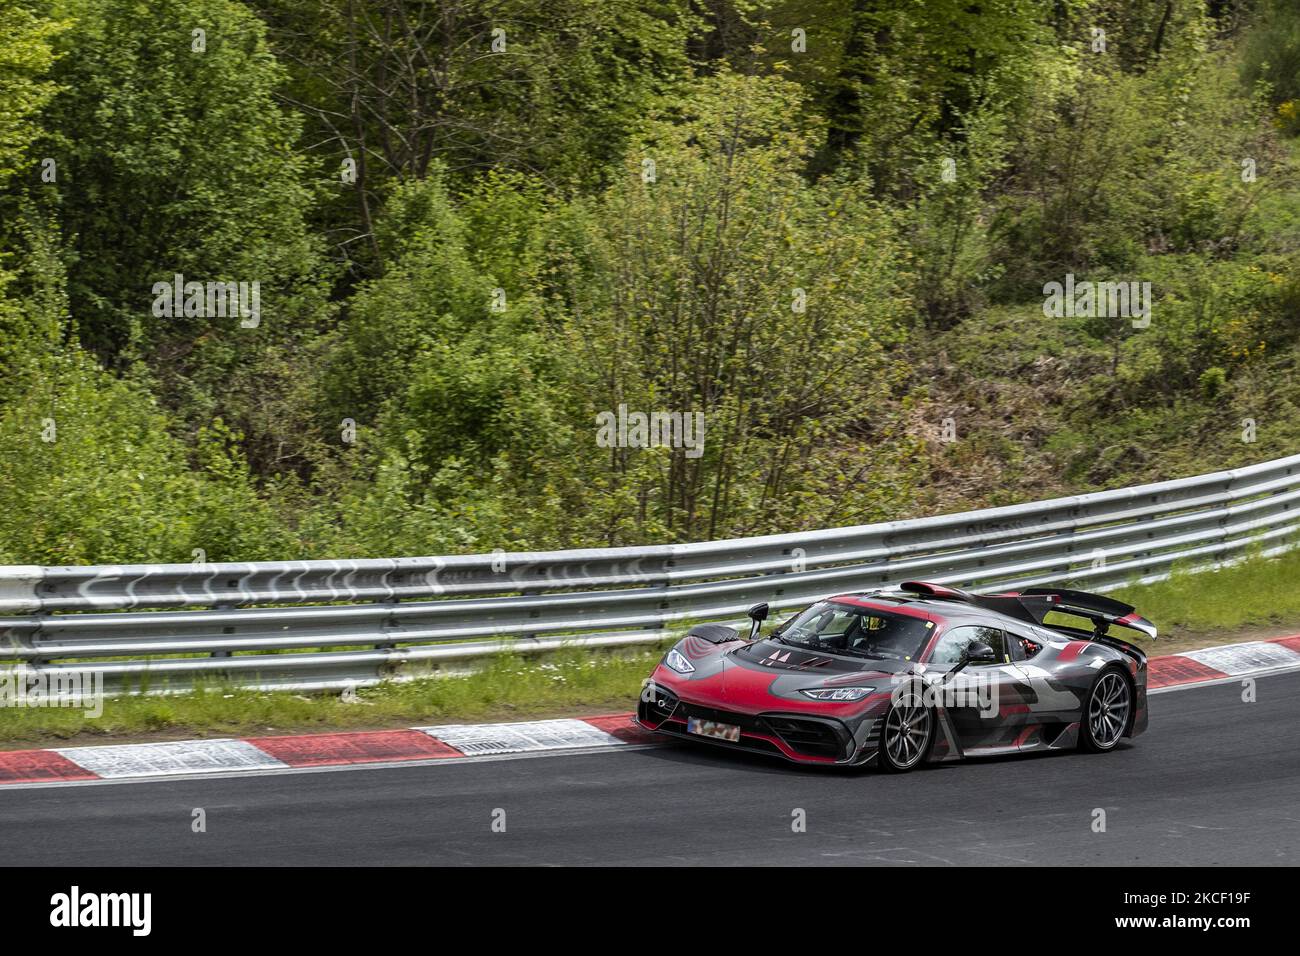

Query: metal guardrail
left=2, top=453, right=1297, bottom=694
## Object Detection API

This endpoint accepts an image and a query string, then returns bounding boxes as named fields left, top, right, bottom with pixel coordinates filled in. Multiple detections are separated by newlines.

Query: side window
left=1006, top=627, right=1043, bottom=662
left=928, top=625, right=1007, bottom=667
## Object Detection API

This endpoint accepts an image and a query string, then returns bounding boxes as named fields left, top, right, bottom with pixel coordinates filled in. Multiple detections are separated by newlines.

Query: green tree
left=0, top=347, right=292, bottom=565
left=40, top=0, right=332, bottom=473
left=561, top=70, right=918, bottom=539
left=253, top=0, right=696, bottom=274
left=0, top=1, right=67, bottom=389
left=813, top=0, right=1056, bottom=187
left=0, top=0, right=64, bottom=190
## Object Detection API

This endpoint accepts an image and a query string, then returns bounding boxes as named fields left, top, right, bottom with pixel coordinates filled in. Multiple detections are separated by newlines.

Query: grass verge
left=0, top=645, right=668, bottom=749
left=1108, top=547, right=1300, bottom=654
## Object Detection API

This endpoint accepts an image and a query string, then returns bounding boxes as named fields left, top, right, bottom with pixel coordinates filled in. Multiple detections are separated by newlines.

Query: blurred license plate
left=687, top=717, right=740, bottom=742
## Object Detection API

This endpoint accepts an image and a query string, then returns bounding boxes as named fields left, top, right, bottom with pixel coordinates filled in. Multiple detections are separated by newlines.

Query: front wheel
left=1079, top=668, right=1132, bottom=753
left=878, top=697, right=933, bottom=772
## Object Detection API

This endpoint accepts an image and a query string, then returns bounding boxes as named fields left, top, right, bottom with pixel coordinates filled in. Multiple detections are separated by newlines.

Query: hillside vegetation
left=1, top=0, right=1298, bottom=564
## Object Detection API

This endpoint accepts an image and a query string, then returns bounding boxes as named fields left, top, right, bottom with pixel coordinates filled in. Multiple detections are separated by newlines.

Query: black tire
left=1078, top=667, right=1133, bottom=753
left=877, top=694, right=933, bottom=772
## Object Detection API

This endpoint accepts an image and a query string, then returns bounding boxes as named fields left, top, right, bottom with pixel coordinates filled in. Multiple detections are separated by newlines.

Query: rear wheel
left=1079, top=668, right=1132, bottom=753
left=878, top=697, right=933, bottom=772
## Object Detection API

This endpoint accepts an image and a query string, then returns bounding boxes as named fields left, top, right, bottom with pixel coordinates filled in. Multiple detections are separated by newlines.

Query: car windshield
left=771, top=601, right=932, bottom=661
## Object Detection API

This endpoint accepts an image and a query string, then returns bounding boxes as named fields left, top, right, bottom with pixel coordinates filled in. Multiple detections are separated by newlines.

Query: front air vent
left=764, top=716, right=845, bottom=759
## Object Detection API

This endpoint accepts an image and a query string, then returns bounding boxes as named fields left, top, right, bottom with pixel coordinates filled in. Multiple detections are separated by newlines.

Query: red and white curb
left=0, top=716, right=657, bottom=785
left=1146, top=635, right=1300, bottom=691
left=2, top=637, right=1298, bottom=786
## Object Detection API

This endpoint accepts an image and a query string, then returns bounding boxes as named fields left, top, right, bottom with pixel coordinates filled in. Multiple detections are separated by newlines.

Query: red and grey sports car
left=635, top=582, right=1155, bottom=771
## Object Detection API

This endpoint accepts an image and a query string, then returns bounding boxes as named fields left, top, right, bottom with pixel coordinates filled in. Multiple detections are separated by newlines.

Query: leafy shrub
left=0, top=350, right=288, bottom=564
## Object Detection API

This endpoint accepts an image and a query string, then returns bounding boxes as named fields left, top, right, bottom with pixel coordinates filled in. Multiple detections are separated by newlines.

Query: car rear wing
left=1018, top=586, right=1157, bottom=641
left=896, top=581, right=1156, bottom=641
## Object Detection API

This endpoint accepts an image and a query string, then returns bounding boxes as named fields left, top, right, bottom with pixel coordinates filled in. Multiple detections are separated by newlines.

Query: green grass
left=1110, top=547, right=1300, bottom=637
left=0, top=645, right=668, bottom=748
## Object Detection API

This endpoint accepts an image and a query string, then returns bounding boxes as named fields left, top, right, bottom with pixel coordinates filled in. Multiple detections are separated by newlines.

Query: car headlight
left=799, top=686, right=874, bottom=701
left=664, top=648, right=696, bottom=674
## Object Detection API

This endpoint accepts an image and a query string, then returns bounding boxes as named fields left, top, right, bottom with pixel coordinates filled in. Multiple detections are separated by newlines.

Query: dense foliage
left=0, top=0, right=1297, bottom=563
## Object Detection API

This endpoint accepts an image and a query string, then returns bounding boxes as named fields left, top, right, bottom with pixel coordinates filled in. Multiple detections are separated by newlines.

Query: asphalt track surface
left=3, top=671, right=1298, bottom=866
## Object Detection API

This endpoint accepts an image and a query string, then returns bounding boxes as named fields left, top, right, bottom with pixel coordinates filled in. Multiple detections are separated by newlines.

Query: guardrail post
left=1136, top=494, right=1157, bottom=579
left=26, top=608, right=49, bottom=671
left=374, top=598, right=395, bottom=651
left=211, top=602, right=234, bottom=658
left=521, top=588, right=540, bottom=643
left=646, top=568, right=668, bottom=638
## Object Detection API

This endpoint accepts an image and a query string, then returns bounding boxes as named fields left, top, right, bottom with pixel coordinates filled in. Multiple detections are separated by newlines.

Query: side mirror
left=746, top=603, right=769, bottom=640
left=944, top=640, right=998, bottom=681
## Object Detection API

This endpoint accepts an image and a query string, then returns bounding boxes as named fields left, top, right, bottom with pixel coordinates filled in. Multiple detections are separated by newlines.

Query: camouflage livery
left=636, top=582, right=1152, bottom=771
